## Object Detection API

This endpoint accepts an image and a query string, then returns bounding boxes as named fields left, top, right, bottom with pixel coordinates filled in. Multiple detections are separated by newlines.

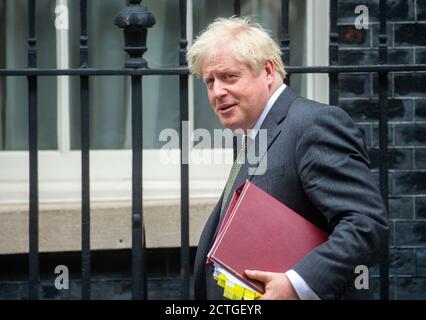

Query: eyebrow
left=203, top=67, right=239, bottom=78
left=216, top=67, right=239, bottom=73
left=202, top=74, right=213, bottom=82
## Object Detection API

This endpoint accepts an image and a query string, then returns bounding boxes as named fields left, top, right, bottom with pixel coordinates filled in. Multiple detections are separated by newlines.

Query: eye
left=204, top=78, right=214, bottom=89
left=224, top=74, right=238, bottom=81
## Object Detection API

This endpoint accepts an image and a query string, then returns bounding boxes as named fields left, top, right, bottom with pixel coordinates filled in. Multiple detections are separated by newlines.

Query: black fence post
left=115, top=0, right=155, bottom=300
left=0, top=1, right=4, bottom=151
left=329, top=0, right=339, bottom=106
left=233, top=0, right=241, bottom=17
left=27, top=0, right=39, bottom=300
left=378, top=0, right=389, bottom=301
left=179, top=0, right=190, bottom=300
left=80, top=0, right=91, bottom=301
left=280, top=0, right=290, bottom=86
left=232, top=1, right=241, bottom=160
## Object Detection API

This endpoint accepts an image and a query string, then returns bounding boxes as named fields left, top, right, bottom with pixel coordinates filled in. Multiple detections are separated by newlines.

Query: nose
left=213, top=80, right=228, bottom=99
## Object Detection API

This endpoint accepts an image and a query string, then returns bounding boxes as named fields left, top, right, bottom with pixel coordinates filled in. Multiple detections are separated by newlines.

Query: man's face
left=201, top=50, right=272, bottom=131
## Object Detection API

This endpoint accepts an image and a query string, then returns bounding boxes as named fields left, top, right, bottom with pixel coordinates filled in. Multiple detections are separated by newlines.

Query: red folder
left=207, top=180, right=328, bottom=294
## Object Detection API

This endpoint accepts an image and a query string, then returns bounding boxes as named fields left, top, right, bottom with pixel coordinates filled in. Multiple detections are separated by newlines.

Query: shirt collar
left=247, top=83, right=287, bottom=140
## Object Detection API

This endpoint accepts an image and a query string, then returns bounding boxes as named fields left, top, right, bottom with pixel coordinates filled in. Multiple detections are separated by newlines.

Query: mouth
left=217, top=103, right=237, bottom=115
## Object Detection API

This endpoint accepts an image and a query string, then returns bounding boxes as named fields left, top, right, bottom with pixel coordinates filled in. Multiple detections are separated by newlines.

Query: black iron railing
left=280, top=0, right=290, bottom=86
left=178, top=0, right=190, bottom=300
left=377, top=0, right=389, bottom=301
left=79, top=0, right=90, bottom=301
left=27, top=0, right=38, bottom=300
left=2, top=0, right=426, bottom=300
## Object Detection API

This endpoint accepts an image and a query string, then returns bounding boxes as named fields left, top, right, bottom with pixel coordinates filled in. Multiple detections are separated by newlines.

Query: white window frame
left=306, top=0, right=330, bottom=104
left=0, top=0, right=329, bottom=205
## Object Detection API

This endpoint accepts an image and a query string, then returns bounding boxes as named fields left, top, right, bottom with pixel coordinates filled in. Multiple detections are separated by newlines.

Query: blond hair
left=186, top=16, right=286, bottom=80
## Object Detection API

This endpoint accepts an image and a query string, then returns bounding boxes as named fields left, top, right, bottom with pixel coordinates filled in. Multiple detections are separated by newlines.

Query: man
left=186, top=17, right=388, bottom=300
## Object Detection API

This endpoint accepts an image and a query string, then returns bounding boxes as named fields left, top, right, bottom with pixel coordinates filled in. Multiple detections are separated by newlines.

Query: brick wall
left=337, top=0, right=426, bottom=299
left=0, top=249, right=196, bottom=300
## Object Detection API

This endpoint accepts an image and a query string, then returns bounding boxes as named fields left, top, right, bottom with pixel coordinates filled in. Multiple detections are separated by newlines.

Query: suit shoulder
left=284, top=97, right=366, bottom=152
left=287, top=97, right=354, bottom=128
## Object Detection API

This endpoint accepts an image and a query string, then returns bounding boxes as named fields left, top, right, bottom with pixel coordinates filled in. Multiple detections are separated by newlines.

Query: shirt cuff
left=285, top=269, right=321, bottom=300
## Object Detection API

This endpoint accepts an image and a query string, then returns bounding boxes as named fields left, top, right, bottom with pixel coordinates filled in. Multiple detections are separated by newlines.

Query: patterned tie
left=220, top=136, right=250, bottom=215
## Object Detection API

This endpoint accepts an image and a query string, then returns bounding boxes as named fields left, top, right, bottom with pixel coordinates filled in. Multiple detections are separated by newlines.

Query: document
left=208, top=180, right=329, bottom=298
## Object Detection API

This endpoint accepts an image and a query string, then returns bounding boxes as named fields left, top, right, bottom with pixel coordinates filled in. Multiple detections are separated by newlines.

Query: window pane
left=1, top=0, right=58, bottom=150
left=70, top=0, right=180, bottom=150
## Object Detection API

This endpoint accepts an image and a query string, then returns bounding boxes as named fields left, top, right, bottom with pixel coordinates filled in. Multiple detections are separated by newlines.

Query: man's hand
left=245, top=270, right=300, bottom=300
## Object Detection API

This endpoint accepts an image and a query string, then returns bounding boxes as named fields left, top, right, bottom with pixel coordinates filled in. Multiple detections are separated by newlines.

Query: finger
left=245, top=270, right=273, bottom=283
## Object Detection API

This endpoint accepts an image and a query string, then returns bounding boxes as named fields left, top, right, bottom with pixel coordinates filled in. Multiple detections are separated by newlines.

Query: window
left=0, top=0, right=329, bottom=204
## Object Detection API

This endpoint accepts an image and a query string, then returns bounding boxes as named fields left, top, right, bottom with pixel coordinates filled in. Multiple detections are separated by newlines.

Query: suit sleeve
left=292, top=105, right=389, bottom=300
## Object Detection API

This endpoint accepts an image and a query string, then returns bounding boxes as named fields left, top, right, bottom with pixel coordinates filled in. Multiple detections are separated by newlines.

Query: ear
left=264, top=59, right=275, bottom=85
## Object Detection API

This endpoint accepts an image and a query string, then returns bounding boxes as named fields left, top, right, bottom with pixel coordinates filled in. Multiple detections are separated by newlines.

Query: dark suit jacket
left=194, top=87, right=389, bottom=300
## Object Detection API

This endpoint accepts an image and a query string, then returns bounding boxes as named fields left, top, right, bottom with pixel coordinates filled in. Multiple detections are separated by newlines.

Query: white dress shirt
left=248, top=83, right=321, bottom=300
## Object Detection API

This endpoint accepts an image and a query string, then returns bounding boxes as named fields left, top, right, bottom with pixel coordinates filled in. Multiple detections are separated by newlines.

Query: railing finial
left=115, top=0, right=156, bottom=68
